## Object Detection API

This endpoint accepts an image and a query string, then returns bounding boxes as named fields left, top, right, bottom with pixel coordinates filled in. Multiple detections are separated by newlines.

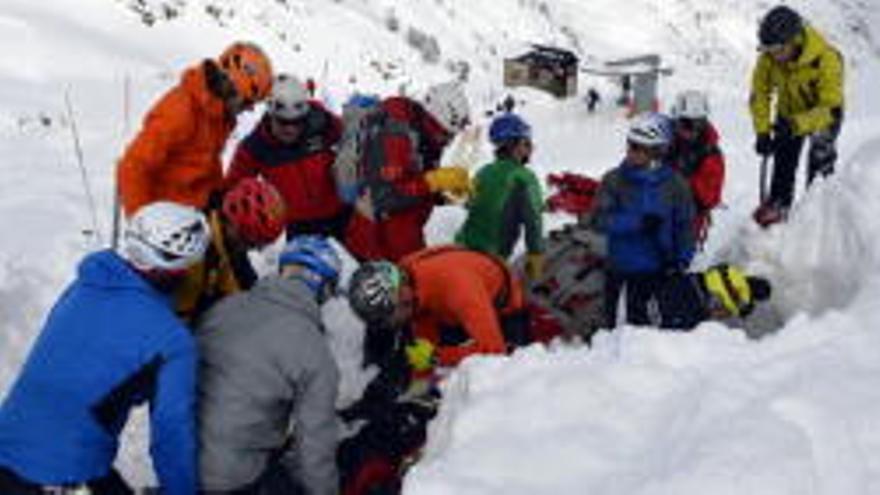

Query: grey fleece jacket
left=195, top=275, right=339, bottom=495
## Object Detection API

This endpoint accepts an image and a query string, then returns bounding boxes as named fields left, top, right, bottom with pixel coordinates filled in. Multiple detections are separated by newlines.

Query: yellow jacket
left=749, top=25, right=844, bottom=136
left=174, top=210, right=250, bottom=321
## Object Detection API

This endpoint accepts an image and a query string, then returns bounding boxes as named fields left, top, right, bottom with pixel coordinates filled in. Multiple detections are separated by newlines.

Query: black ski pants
left=770, top=111, right=843, bottom=208
left=602, top=271, right=665, bottom=328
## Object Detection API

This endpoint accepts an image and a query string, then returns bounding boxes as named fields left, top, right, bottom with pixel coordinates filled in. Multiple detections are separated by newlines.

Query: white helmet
left=627, top=112, right=673, bottom=148
left=268, top=73, right=311, bottom=120
left=123, top=202, right=211, bottom=272
left=423, top=81, right=471, bottom=132
left=670, top=90, right=710, bottom=119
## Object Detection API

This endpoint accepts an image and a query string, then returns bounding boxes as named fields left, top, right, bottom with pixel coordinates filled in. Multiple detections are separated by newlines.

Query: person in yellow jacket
left=175, top=178, right=287, bottom=321
left=749, top=5, right=844, bottom=227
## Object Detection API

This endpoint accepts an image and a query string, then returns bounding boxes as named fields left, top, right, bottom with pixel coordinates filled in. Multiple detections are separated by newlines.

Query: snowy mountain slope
left=1, top=0, right=879, bottom=491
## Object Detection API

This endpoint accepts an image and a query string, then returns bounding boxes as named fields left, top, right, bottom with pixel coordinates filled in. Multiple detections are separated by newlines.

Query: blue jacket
left=592, top=161, right=696, bottom=274
left=0, top=250, right=197, bottom=495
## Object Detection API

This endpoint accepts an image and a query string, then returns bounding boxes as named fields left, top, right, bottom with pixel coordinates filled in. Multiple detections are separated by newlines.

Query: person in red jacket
left=344, top=82, right=472, bottom=262
left=118, top=42, right=273, bottom=217
left=226, top=73, right=350, bottom=239
left=667, top=90, right=725, bottom=247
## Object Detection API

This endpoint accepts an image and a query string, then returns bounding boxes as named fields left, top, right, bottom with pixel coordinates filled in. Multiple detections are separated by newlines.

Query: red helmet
left=222, top=178, right=287, bottom=246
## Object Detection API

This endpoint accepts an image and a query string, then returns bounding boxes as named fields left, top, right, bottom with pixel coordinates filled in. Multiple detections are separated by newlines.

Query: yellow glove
left=404, top=338, right=436, bottom=372
left=525, top=253, right=545, bottom=281
left=424, top=167, right=472, bottom=197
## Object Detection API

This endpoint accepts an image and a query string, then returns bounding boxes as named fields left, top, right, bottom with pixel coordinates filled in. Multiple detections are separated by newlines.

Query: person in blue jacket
left=591, top=113, right=696, bottom=327
left=0, top=201, right=211, bottom=495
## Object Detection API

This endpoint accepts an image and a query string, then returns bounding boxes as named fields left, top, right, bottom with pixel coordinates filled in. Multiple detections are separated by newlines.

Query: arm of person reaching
left=517, top=170, right=545, bottom=255
left=436, top=280, right=507, bottom=366
left=118, top=89, right=197, bottom=216
left=670, top=177, right=697, bottom=270
left=149, top=325, right=198, bottom=495
left=280, top=329, right=340, bottom=495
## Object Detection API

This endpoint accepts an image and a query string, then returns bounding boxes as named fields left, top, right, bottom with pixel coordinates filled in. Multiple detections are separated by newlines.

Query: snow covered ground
left=1, top=0, right=880, bottom=492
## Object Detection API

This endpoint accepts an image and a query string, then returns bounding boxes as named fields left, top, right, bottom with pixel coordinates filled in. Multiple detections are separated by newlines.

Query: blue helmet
left=279, top=235, right=342, bottom=300
left=489, top=113, right=532, bottom=145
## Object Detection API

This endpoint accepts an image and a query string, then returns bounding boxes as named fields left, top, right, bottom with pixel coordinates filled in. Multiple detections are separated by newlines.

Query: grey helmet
left=347, top=261, right=404, bottom=324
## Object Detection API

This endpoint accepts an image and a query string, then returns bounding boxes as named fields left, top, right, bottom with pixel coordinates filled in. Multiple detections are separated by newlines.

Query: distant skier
left=343, top=82, right=473, bottom=262
left=455, top=112, right=545, bottom=280
left=591, top=113, right=696, bottom=328
left=0, top=202, right=211, bottom=495
left=225, top=73, right=349, bottom=240
left=118, top=42, right=273, bottom=217
left=196, top=236, right=341, bottom=495
left=750, top=5, right=844, bottom=227
left=585, top=87, right=601, bottom=113
left=667, top=90, right=725, bottom=247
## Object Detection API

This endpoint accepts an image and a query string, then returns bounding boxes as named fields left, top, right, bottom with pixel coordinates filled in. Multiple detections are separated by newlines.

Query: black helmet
left=759, top=5, right=803, bottom=48
left=347, top=261, right=404, bottom=324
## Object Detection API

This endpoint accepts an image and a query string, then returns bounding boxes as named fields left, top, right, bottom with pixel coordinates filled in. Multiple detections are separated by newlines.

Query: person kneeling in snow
left=653, top=264, right=772, bottom=331
left=195, top=236, right=341, bottom=495
left=347, top=246, right=530, bottom=372
left=0, top=202, right=211, bottom=495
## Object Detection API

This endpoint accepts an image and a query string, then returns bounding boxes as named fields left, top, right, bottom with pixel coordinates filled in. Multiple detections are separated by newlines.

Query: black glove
left=641, top=213, right=663, bottom=235
left=754, top=134, right=774, bottom=156
left=774, top=118, right=794, bottom=142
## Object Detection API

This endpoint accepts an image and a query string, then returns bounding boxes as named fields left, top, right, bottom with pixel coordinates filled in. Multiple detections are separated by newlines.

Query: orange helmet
left=218, top=42, right=273, bottom=104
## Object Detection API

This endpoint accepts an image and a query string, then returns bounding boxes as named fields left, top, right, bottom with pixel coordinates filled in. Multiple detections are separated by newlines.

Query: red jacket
left=118, top=62, right=233, bottom=216
left=344, top=97, right=452, bottom=261
left=669, top=122, right=725, bottom=212
left=226, top=101, right=344, bottom=224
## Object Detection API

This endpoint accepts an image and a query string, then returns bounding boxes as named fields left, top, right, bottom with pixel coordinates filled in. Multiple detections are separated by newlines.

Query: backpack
left=333, top=94, right=383, bottom=204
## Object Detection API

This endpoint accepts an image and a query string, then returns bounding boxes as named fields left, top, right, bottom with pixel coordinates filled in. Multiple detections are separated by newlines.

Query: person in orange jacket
left=117, top=41, right=273, bottom=217
left=347, top=246, right=529, bottom=369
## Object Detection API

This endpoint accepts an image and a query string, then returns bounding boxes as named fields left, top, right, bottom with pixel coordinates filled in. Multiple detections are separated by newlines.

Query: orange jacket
left=400, top=246, right=524, bottom=366
left=118, top=62, right=233, bottom=216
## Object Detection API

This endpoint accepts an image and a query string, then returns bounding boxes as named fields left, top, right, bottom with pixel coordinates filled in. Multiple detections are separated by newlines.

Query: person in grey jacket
left=195, top=235, right=342, bottom=495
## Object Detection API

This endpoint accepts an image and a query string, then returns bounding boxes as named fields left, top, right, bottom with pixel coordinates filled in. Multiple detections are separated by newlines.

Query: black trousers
left=603, top=271, right=665, bottom=328
left=770, top=112, right=843, bottom=208
left=0, top=466, right=132, bottom=495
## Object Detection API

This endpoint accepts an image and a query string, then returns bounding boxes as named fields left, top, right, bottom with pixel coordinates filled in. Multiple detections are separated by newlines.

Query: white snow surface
left=1, top=0, right=880, bottom=493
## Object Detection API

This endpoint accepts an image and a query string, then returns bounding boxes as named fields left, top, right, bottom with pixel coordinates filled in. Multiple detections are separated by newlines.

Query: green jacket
left=749, top=24, right=844, bottom=136
left=455, top=158, right=544, bottom=259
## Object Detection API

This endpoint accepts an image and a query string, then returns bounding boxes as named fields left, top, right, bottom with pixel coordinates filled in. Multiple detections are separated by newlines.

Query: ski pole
left=64, top=88, right=103, bottom=247
left=759, top=155, right=770, bottom=205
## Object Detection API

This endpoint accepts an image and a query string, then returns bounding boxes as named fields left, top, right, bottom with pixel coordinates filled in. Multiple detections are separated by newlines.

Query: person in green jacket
left=455, top=112, right=544, bottom=279
left=750, top=5, right=844, bottom=227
